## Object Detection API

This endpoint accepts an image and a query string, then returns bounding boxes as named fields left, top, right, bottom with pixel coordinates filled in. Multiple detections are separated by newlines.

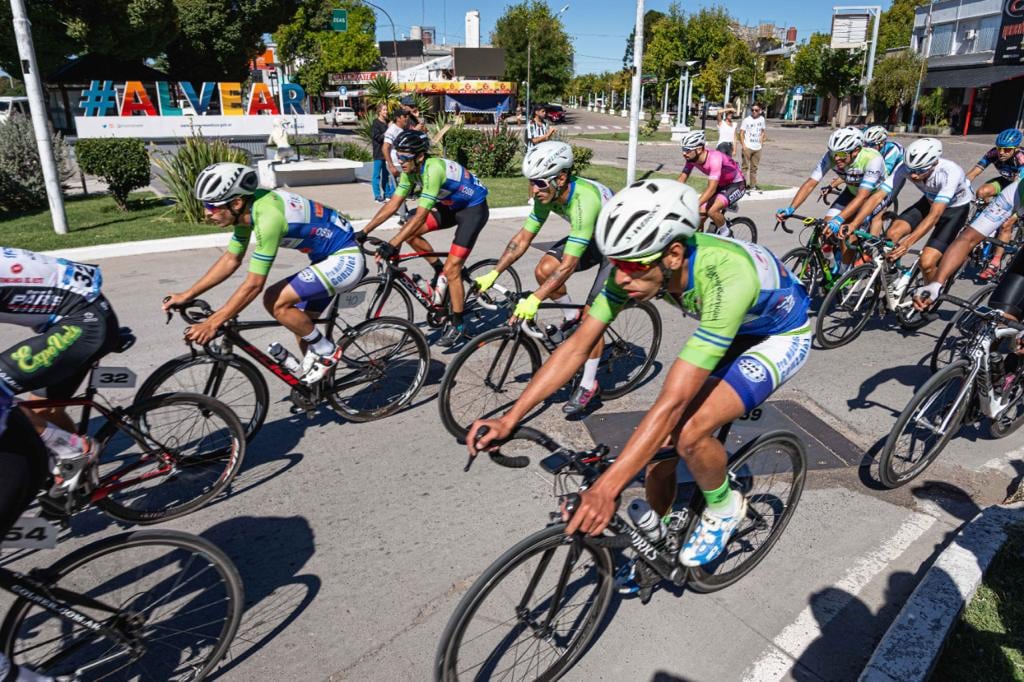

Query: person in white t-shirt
left=716, top=107, right=737, bottom=157
left=738, top=103, right=768, bottom=190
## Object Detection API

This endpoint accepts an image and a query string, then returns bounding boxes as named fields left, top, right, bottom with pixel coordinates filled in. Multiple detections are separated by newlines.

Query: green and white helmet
left=827, top=127, right=863, bottom=154
left=194, top=163, right=259, bottom=204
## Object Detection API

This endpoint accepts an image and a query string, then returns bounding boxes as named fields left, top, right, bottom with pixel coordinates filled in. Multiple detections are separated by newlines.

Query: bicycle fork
left=916, top=362, right=981, bottom=437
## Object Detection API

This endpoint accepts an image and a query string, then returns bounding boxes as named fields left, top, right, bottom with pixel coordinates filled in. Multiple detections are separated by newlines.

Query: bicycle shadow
left=848, top=364, right=933, bottom=417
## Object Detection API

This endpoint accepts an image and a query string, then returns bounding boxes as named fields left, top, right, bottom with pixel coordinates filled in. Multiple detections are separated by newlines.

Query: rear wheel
left=781, top=247, right=822, bottom=300
left=815, top=264, right=880, bottom=349
left=344, top=275, right=415, bottom=322
left=599, top=301, right=661, bottom=399
left=462, top=259, right=522, bottom=332
left=724, top=216, right=757, bottom=243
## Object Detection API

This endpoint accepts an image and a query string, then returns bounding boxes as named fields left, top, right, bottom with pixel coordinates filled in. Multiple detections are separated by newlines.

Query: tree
left=694, top=39, right=756, bottom=104
left=623, top=9, right=665, bottom=70
left=492, top=1, right=573, bottom=106
left=683, top=7, right=735, bottom=66
left=0, top=76, right=26, bottom=97
left=365, top=75, right=401, bottom=111
left=791, top=33, right=864, bottom=122
left=876, top=0, right=930, bottom=57
left=644, top=3, right=686, bottom=80
left=274, top=0, right=378, bottom=96
left=866, top=51, right=923, bottom=122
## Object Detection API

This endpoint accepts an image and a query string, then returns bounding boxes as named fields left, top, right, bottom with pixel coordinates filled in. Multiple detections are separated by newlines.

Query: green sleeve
left=523, top=200, right=551, bottom=234
left=678, top=244, right=759, bottom=370
left=562, top=182, right=601, bottom=258
left=227, top=225, right=251, bottom=257
left=587, top=273, right=628, bottom=324
left=247, top=193, right=287, bottom=276
left=394, top=171, right=414, bottom=199
left=417, top=157, right=445, bottom=210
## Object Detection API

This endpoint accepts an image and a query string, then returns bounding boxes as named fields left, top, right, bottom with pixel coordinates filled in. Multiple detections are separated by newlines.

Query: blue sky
left=374, top=0, right=895, bottom=75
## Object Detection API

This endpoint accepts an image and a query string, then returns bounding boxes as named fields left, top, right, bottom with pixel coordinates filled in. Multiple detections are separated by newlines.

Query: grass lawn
left=1, top=192, right=219, bottom=252
left=932, top=524, right=1024, bottom=681
left=575, top=129, right=720, bottom=143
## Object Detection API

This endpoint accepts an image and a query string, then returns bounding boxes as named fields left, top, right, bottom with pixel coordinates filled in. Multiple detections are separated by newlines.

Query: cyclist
left=776, top=128, right=887, bottom=269
left=468, top=179, right=811, bottom=568
left=862, top=125, right=904, bottom=176
left=676, top=130, right=746, bottom=236
left=164, top=162, right=365, bottom=385
left=473, top=141, right=614, bottom=415
left=964, top=128, right=1024, bottom=279
left=361, top=130, right=490, bottom=347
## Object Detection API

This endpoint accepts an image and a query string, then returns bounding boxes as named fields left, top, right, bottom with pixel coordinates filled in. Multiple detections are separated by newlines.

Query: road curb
left=859, top=503, right=1024, bottom=682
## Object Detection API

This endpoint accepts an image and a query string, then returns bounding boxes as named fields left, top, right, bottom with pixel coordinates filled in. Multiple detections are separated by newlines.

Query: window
left=929, top=23, right=955, bottom=56
left=976, top=15, right=1000, bottom=52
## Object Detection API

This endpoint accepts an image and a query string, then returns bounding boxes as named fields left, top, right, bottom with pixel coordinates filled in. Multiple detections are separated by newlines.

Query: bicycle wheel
left=687, top=431, right=807, bottom=593
left=0, top=529, right=243, bottom=681
left=463, top=259, right=522, bottom=331
left=438, top=327, right=543, bottom=440
left=878, top=360, right=973, bottom=488
left=600, top=300, right=662, bottom=400
left=434, top=525, right=614, bottom=682
left=343, top=275, right=415, bottom=322
left=725, top=216, right=757, bottom=243
left=327, top=316, right=429, bottom=422
left=781, top=247, right=822, bottom=301
left=929, top=284, right=996, bottom=373
left=93, top=393, right=245, bottom=524
left=896, top=262, right=942, bottom=331
left=135, top=353, right=269, bottom=444
left=990, top=379, right=1024, bottom=439
left=815, top=264, right=880, bottom=349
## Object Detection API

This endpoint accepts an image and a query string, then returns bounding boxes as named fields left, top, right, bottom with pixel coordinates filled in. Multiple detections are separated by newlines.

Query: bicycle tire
left=600, top=300, right=662, bottom=400
left=438, top=327, right=543, bottom=440
left=327, top=316, right=429, bottom=422
left=878, top=360, right=972, bottom=488
left=815, top=264, right=880, bottom=349
left=781, top=247, right=822, bottom=301
left=135, top=352, right=269, bottom=443
left=93, top=392, right=246, bottom=524
left=726, top=216, right=758, bottom=244
left=686, top=430, right=807, bottom=593
left=463, top=259, right=522, bottom=331
left=0, top=529, right=243, bottom=681
left=989, top=387, right=1024, bottom=439
left=345, top=275, right=416, bottom=322
left=434, top=524, right=614, bottom=682
left=929, top=284, right=996, bottom=373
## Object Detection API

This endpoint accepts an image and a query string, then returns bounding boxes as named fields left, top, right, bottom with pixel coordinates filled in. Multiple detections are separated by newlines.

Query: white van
left=0, top=97, right=30, bottom=124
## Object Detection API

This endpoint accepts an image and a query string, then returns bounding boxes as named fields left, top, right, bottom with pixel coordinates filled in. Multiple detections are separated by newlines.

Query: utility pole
left=626, top=0, right=644, bottom=184
left=910, top=3, right=933, bottom=132
left=10, top=0, right=67, bottom=234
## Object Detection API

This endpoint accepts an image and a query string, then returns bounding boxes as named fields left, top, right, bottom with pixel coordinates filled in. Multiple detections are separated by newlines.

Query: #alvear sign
left=74, top=80, right=320, bottom=139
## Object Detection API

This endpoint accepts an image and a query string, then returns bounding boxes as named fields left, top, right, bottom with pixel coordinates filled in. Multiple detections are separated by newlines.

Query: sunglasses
left=529, top=178, right=553, bottom=190
left=397, top=153, right=418, bottom=162
left=752, top=109, right=762, bottom=113
left=998, top=147, right=1017, bottom=153
left=610, top=257, right=660, bottom=275
left=203, top=201, right=229, bottom=210
left=831, top=152, right=851, bottom=161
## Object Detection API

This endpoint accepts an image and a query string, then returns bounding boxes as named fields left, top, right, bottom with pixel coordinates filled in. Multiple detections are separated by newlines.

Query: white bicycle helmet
left=679, top=130, right=706, bottom=151
left=194, top=163, right=259, bottom=204
left=863, top=125, right=888, bottom=147
left=905, top=137, right=943, bottom=172
left=595, top=180, right=701, bottom=261
left=521, top=141, right=574, bottom=180
left=827, top=127, right=864, bottom=154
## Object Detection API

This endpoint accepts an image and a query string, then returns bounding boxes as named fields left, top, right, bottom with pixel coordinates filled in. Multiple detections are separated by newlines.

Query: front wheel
left=930, top=284, right=996, bottom=373
left=462, top=259, right=522, bottom=331
left=434, top=525, right=614, bottom=682
left=815, top=264, right=880, bottom=349
left=724, top=216, right=757, bottom=243
left=600, top=300, right=662, bottom=399
left=781, top=247, right=822, bottom=301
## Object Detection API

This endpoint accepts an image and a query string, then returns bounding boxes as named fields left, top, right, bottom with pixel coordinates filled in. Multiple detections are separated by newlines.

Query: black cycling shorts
left=0, top=296, right=119, bottom=398
left=893, top=196, right=971, bottom=254
left=990, top=248, right=1024, bottom=319
left=544, top=237, right=612, bottom=305
left=0, top=410, right=49, bottom=538
left=424, top=201, right=490, bottom=260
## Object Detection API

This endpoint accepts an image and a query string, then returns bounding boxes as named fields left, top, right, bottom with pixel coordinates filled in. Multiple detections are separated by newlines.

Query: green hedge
left=75, top=138, right=150, bottom=211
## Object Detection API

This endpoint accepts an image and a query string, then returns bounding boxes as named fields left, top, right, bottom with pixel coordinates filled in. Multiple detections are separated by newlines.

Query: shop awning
left=444, top=94, right=511, bottom=113
left=924, top=64, right=1024, bottom=89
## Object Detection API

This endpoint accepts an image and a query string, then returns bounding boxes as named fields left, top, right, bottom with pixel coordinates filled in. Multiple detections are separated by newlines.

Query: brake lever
left=464, top=425, right=491, bottom=472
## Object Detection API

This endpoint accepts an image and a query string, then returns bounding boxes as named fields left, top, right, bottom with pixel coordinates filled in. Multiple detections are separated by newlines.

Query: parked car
left=324, top=106, right=358, bottom=126
left=546, top=104, right=566, bottom=123
left=0, top=96, right=30, bottom=124
left=704, top=104, right=723, bottom=118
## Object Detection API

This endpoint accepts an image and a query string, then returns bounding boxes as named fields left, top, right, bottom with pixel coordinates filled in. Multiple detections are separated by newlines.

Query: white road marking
left=600, top=125, right=609, bottom=129
left=586, top=125, right=596, bottom=129
left=742, top=512, right=937, bottom=681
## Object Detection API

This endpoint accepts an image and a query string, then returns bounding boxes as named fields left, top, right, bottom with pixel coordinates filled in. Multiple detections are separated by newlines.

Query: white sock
left=581, top=358, right=600, bottom=389
left=40, top=424, right=86, bottom=460
left=555, top=295, right=575, bottom=321
left=302, top=330, right=335, bottom=356
left=708, top=490, right=741, bottom=518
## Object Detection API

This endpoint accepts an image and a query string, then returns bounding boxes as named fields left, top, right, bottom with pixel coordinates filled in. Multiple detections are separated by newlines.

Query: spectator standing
left=739, top=103, right=768, bottom=191
left=526, top=105, right=554, bottom=151
left=382, top=108, right=411, bottom=183
left=370, top=104, right=391, bottom=202
left=716, top=107, right=737, bottom=157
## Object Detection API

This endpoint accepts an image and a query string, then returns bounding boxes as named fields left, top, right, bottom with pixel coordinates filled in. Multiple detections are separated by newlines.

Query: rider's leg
left=707, top=195, right=728, bottom=230
left=408, top=209, right=443, bottom=272
left=918, top=247, right=944, bottom=282
left=534, top=254, right=568, bottom=298
left=988, top=214, right=1018, bottom=275
left=444, top=252, right=468, bottom=315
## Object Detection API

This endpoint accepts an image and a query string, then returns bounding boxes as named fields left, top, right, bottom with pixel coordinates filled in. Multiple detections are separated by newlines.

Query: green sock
left=703, top=479, right=734, bottom=515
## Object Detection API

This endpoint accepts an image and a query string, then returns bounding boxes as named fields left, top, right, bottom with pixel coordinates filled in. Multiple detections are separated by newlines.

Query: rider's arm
left=493, top=227, right=538, bottom=273
left=388, top=161, right=444, bottom=246
left=787, top=153, right=831, bottom=212
left=178, top=250, right=243, bottom=300
left=966, top=165, right=984, bottom=182
left=845, top=187, right=889, bottom=231
left=205, top=271, right=268, bottom=328
left=364, top=170, right=416, bottom=234
left=205, top=212, right=284, bottom=324
left=677, top=169, right=691, bottom=184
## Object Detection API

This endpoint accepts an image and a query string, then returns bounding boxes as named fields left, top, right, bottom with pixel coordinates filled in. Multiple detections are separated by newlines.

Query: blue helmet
left=996, top=128, right=1023, bottom=148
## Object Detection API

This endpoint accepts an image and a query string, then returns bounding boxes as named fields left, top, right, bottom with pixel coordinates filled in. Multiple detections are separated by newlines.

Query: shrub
left=74, top=138, right=150, bottom=211
left=152, top=136, right=249, bottom=224
left=442, top=126, right=484, bottom=167
left=570, top=145, right=594, bottom=176
left=335, top=141, right=371, bottom=162
left=466, top=126, right=521, bottom=177
left=0, top=115, right=73, bottom=213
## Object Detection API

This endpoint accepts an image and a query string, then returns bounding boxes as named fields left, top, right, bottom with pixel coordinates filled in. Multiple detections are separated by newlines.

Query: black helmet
left=394, top=130, right=430, bottom=155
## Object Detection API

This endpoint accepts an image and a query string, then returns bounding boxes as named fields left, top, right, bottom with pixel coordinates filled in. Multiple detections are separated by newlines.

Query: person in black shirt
left=370, top=104, right=392, bottom=202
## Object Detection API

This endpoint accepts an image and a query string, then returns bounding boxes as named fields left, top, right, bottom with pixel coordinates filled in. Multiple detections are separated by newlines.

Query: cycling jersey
left=810, top=147, right=885, bottom=194
left=683, top=149, right=744, bottom=186
left=228, top=189, right=359, bottom=276
left=0, top=248, right=102, bottom=332
left=970, top=178, right=1024, bottom=239
left=975, top=147, right=1024, bottom=181
left=879, top=140, right=905, bottom=176
left=881, top=159, right=974, bottom=207
left=524, top=177, right=613, bottom=258
left=396, top=156, right=488, bottom=212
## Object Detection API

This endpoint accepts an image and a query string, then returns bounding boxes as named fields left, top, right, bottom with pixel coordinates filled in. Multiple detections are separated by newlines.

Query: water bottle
left=627, top=499, right=666, bottom=545
left=268, top=342, right=301, bottom=375
left=544, top=324, right=564, bottom=344
left=432, top=274, right=448, bottom=306
left=891, top=267, right=913, bottom=299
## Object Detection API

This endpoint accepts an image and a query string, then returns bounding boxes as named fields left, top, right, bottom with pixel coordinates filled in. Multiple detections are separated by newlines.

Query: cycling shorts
left=990, top=248, right=1024, bottom=319
left=0, top=296, right=119, bottom=398
left=422, top=201, right=490, bottom=260
left=894, top=196, right=970, bottom=254
left=545, top=237, right=612, bottom=305
left=0, top=410, right=49, bottom=539
left=711, top=325, right=812, bottom=413
left=824, top=189, right=855, bottom=219
left=711, top=180, right=747, bottom=210
left=286, top=248, right=366, bottom=316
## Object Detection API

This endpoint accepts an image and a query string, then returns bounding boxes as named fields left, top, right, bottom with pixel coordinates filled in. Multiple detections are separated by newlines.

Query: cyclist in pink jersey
left=677, top=130, right=746, bottom=234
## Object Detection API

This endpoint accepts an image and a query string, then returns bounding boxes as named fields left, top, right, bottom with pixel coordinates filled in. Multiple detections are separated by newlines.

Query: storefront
left=924, top=65, right=1024, bottom=133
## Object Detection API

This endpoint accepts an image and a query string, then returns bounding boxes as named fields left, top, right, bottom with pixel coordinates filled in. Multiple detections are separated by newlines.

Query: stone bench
left=257, top=158, right=364, bottom=188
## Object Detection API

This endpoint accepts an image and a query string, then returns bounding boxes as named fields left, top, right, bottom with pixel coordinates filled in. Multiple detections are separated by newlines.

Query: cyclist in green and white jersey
left=473, top=141, right=614, bottom=414
left=164, top=163, right=365, bottom=385
left=469, top=180, right=811, bottom=569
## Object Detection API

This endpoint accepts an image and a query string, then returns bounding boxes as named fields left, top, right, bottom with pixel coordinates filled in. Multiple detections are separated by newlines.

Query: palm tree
left=367, top=75, right=401, bottom=112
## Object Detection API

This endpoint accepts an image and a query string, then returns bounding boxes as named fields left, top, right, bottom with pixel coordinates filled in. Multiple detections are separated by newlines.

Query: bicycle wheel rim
left=929, top=285, right=995, bottom=373
left=1, top=531, right=243, bottom=681
left=343, top=275, right=415, bottom=322
left=599, top=302, right=660, bottom=399
left=726, top=216, right=757, bottom=243
left=94, top=394, right=245, bottom=524
left=815, top=265, right=878, bottom=349
left=687, top=432, right=806, bottom=592
left=436, top=526, right=613, bottom=682
left=464, top=260, right=521, bottom=332
left=780, top=248, right=820, bottom=301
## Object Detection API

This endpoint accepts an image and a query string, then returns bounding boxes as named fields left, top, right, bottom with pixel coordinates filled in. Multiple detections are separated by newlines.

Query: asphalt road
left=2, top=128, right=1019, bottom=681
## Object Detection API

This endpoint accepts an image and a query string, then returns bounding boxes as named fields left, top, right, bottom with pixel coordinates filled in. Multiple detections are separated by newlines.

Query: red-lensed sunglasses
left=610, top=258, right=658, bottom=275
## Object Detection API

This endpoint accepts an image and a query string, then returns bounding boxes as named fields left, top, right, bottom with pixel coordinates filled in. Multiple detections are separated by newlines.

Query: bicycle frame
left=371, top=249, right=452, bottom=316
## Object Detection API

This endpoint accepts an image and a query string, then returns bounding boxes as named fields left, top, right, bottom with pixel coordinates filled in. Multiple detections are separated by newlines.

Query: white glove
left=913, top=281, right=942, bottom=306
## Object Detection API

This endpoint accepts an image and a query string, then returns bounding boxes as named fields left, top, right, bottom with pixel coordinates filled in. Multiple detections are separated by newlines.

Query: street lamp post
left=362, top=0, right=399, bottom=74
left=723, top=67, right=739, bottom=109
left=674, top=60, right=697, bottom=128
left=626, top=0, right=645, bottom=184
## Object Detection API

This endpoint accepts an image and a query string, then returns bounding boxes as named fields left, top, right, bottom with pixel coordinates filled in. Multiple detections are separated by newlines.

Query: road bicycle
left=1, top=523, right=242, bottom=680
left=346, top=236, right=521, bottom=332
left=778, top=214, right=846, bottom=301
left=437, top=296, right=662, bottom=439
left=17, top=329, right=245, bottom=526
left=966, top=221, right=1024, bottom=282
left=930, top=283, right=998, bottom=373
left=878, top=294, right=1024, bottom=488
left=700, top=206, right=758, bottom=243
left=136, top=298, right=429, bottom=443
left=434, top=422, right=806, bottom=680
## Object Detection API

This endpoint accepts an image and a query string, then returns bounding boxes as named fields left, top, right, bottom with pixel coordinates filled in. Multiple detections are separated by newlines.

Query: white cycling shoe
left=300, top=346, right=343, bottom=385
left=678, top=490, right=748, bottom=567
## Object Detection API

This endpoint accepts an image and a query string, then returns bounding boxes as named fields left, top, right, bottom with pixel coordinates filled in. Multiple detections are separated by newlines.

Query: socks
left=581, top=358, right=599, bottom=389
left=555, top=294, right=576, bottom=321
left=302, top=329, right=335, bottom=356
left=703, top=479, right=738, bottom=517
left=40, top=424, right=87, bottom=460
left=451, top=312, right=464, bottom=329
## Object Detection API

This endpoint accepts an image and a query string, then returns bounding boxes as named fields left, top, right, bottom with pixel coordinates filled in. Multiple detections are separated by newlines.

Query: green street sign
left=331, top=9, right=348, bottom=31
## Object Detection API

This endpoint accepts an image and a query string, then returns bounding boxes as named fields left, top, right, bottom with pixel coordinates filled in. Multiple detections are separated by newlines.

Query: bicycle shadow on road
left=848, top=363, right=934, bottom=418
left=201, top=514, right=321, bottom=678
